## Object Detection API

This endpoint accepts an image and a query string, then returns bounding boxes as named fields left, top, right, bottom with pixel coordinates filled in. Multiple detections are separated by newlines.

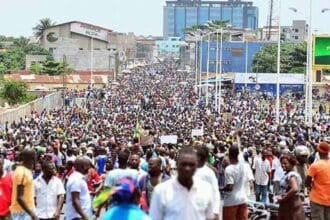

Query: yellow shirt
left=10, top=166, right=35, bottom=213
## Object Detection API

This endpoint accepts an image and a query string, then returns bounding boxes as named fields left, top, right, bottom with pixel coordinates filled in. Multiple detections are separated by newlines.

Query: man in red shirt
left=0, top=157, right=12, bottom=218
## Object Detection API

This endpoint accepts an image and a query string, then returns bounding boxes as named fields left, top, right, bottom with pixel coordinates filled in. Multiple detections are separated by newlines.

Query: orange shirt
left=10, top=166, right=35, bottom=213
left=308, top=159, right=330, bottom=206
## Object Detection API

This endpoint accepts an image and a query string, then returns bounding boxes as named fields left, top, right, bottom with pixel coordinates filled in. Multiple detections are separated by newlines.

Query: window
left=175, top=7, right=186, bottom=37
left=295, top=29, right=299, bottom=33
left=316, top=70, right=321, bottom=82
left=79, top=48, right=83, bottom=50
left=231, top=47, right=244, bottom=56
left=198, top=7, right=209, bottom=25
left=294, top=36, right=299, bottom=40
left=49, top=47, right=56, bottom=53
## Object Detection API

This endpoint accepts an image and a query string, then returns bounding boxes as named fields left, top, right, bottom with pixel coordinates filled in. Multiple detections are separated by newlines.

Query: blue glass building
left=200, top=41, right=270, bottom=73
left=163, top=0, right=259, bottom=38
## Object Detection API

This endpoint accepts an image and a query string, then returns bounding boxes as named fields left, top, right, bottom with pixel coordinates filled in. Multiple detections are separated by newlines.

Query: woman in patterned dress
left=276, top=155, right=305, bottom=220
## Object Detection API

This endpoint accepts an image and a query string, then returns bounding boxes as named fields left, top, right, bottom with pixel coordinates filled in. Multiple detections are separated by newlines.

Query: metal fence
left=0, top=92, right=63, bottom=125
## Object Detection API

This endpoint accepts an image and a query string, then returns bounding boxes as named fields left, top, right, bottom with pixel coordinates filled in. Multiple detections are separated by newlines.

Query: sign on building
left=70, top=22, right=108, bottom=41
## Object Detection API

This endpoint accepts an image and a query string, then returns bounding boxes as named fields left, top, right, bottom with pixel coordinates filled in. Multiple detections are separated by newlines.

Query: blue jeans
left=11, top=212, right=30, bottom=220
left=255, top=184, right=268, bottom=203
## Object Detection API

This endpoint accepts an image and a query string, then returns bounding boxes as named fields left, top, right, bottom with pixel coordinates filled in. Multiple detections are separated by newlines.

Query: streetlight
left=275, top=0, right=281, bottom=124
left=321, top=8, right=330, bottom=13
left=289, top=6, right=329, bottom=125
left=218, top=28, right=223, bottom=113
left=289, top=6, right=309, bottom=123
left=186, top=30, right=202, bottom=100
left=200, top=29, right=223, bottom=111
left=206, top=34, right=210, bottom=107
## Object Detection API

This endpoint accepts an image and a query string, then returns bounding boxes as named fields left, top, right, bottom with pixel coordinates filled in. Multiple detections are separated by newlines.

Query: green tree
left=252, top=43, right=307, bottom=73
left=42, top=59, right=70, bottom=75
left=184, top=20, right=228, bottom=33
left=184, top=20, right=229, bottom=41
left=0, top=80, right=30, bottom=105
left=33, top=18, right=56, bottom=40
left=0, top=63, right=6, bottom=79
left=0, top=48, right=26, bottom=71
left=0, top=36, right=52, bottom=72
left=29, top=63, right=43, bottom=74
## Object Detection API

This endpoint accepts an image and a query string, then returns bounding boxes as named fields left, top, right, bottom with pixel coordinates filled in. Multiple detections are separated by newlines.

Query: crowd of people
left=0, top=61, right=329, bottom=220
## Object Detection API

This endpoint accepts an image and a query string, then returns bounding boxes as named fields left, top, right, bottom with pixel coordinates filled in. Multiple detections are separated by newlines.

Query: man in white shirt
left=272, top=149, right=284, bottom=196
left=34, top=160, right=65, bottom=220
left=195, top=146, right=220, bottom=219
left=66, top=157, right=92, bottom=220
left=221, top=145, right=249, bottom=220
left=253, top=149, right=271, bottom=203
left=150, top=147, right=214, bottom=220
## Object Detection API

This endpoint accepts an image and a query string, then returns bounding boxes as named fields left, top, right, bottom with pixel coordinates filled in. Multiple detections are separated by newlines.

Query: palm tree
left=207, top=20, right=228, bottom=30
left=12, top=37, right=30, bottom=52
left=33, top=18, right=56, bottom=40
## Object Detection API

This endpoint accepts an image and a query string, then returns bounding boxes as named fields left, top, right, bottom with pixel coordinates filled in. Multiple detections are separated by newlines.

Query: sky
left=0, top=0, right=329, bottom=37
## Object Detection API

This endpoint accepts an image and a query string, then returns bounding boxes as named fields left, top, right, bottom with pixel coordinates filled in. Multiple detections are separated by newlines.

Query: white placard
left=160, top=135, right=178, bottom=144
left=191, top=129, right=203, bottom=137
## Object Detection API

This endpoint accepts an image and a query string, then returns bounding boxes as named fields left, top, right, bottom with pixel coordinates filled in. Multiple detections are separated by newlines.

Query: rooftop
left=46, top=21, right=113, bottom=33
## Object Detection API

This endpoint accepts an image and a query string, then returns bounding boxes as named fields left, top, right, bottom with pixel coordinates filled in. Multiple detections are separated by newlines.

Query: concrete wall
left=25, top=55, right=47, bottom=70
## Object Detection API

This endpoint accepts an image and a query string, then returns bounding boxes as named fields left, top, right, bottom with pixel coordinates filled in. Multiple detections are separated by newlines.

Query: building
left=258, top=26, right=279, bottom=42
left=156, top=37, right=187, bottom=58
left=163, top=0, right=259, bottom=38
left=135, top=36, right=162, bottom=61
left=199, top=41, right=270, bottom=73
left=281, top=20, right=307, bottom=43
left=41, top=21, right=116, bottom=71
left=108, top=32, right=137, bottom=62
left=258, top=20, right=307, bottom=43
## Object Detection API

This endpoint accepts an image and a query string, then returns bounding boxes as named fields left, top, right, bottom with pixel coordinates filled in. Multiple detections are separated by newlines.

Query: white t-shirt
left=223, top=161, right=249, bottom=207
left=194, top=164, right=220, bottom=215
left=66, top=171, right=92, bottom=219
left=272, top=157, right=284, bottom=182
left=150, top=178, right=214, bottom=220
left=244, top=161, right=254, bottom=196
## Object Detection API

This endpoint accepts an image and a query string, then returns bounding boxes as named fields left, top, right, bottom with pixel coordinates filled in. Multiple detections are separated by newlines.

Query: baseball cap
left=317, top=142, right=330, bottom=154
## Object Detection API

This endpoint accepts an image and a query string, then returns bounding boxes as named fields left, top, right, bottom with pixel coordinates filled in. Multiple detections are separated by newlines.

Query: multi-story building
left=163, top=0, right=259, bottom=38
left=156, top=37, right=187, bottom=58
left=135, top=36, right=162, bottom=61
left=108, top=32, right=137, bottom=62
left=41, top=21, right=114, bottom=71
left=281, top=20, right=307, bottom=43
left=199, top=41, right=270, bottom=73
left=258, top=20, right=307, bottom=43
left=41, top=21, right=123, bottom=71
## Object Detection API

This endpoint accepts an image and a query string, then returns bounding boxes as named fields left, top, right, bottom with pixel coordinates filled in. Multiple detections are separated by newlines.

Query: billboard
left=314, top=36, right=330, bottom=66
